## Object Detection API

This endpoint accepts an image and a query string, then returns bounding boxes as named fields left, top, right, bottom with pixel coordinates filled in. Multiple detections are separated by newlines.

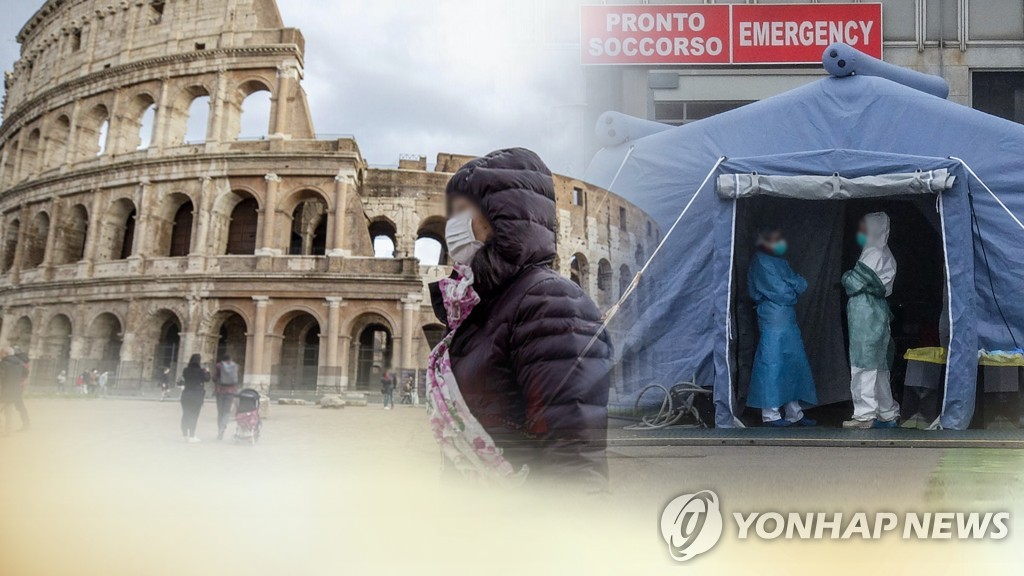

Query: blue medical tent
left=585, top=62, right=1024, bottom=430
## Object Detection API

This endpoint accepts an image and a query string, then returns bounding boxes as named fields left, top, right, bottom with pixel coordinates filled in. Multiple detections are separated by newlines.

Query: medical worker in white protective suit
left=842, top=212, right=900, bottom=429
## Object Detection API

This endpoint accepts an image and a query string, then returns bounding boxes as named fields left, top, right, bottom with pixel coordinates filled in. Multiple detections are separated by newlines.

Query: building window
left=618, top=207, right=627, bottom=229
left=71, top=29, right=82, bottom=52
left=646, top=220, right=652, bottom=238
left=973, top=72, right=1024, bottom=125
left=572, top=187, right=585, bottom=207
left=150, top=1, right=165, bottom=24
left=654, top=100, right=753, bottom=126
left=597, top=259, right=612, bottom=292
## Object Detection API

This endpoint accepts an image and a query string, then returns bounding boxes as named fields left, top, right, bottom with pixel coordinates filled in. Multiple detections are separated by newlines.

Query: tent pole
left=950, top=156, right=1024, bottom=233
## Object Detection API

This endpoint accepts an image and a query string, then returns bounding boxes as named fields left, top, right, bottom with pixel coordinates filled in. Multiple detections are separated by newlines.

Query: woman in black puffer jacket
left=428, top=148, right=611, bottom=489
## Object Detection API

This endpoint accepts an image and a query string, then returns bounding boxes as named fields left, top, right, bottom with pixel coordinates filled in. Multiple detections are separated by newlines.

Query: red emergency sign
left=582, top=3, right=883, bottom=65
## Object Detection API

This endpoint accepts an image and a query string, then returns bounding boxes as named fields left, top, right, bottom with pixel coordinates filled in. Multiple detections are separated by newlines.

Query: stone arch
left=597, top=258, right=613, bottom=293
left=570, top=252, right=589, bottom=290
left=2, top=218, right=21, bottom=272
left=348, top=311, right=396, bottom=391
left=84, top=312, right=123, bottom=364
left=139, top=308, right=183, bottom=378
left=284, top=189, right=329, bottom=256
left=7, top=315, right=33, bottom=353
left=205, top=310, right=248, bottom=380
left=19, top=128, right=41, bottom=177
left=151, top=192, right=194, bottom=257
left=415, top=215, right=447, bottom=265
left=211, top=189, right=260, bottom=255
left=96, top=197, right=137, bottom=261
left=44, top=115, right=71, bottom=169
left=24, top=209, right=50, bottom=268
left=168, top=85, right=213, bottom=145
left=228, top=78, right=274, bottom=140
left=272, top=310, right=322, bottom=391
left=75, top=104, right=110, bottom=160
left=2, top=140, right=19, bottom=187
left=54, top=203, right=89, bottom=265
left=38, top=313, right=73, bottom=383
left=619, top=264, right=632, bottom=298
left=120, top=92, right=158, bottom=152
left=369, top=216, right=397, bottom=258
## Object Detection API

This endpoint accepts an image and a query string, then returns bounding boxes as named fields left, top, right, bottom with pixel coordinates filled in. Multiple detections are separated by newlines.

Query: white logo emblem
left=660, top=490, right=723, bottom=562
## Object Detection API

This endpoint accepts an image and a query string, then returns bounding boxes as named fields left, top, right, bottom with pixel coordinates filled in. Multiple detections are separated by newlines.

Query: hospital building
left=582, top=1, right=1024, bottom=136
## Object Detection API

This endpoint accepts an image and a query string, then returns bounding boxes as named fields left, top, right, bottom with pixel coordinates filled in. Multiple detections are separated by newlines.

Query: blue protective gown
left=747, top=252, right=818, bottom=409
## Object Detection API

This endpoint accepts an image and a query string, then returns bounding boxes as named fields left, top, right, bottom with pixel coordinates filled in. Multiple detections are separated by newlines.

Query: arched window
left=45, top=116, right=71, bottom=169
left=597, top=259, right=612, bottom=292
left=137, top=105, right=157, bottom=149
left=25, top=211, right=50, bottom=268
left=97, top=198, right=137, bottom=261
left=20, top=129, right=41, bottom=177
left=234, top=83, right=273, bottom=140
left=2, top=219, right=21, bottom=272
left=169, top=201, right=194, bottom=257
left=369, top=218, right=397, bottom=259
left=184, top=96, right=211, bottom=144
left=75, top=105, right=110, bottom=160
left=415, top=216, right=447, bottom=265
left=570, top=253, right=588, bottom=289
left=619, top=264, right=632, bottom=299
left=225, top=197, right=259, bottom=255
left=55, top=204, right=89, bottom=265
left=278, top=313, right=321, bottom=391
left=289, top=196, right=328, bottom=256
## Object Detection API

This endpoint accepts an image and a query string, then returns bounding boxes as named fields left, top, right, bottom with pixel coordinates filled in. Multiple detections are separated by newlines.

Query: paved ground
left=1, top=398, right=1022, bottom=575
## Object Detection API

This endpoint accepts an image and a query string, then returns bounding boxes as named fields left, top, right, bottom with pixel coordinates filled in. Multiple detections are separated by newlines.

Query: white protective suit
left=849, top=212, right=900, bottom=423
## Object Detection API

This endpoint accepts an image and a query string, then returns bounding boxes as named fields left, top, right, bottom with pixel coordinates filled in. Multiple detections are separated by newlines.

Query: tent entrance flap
left=718, top=170, right=955, bottom=200
left=730, top=194, right=948, bottom=421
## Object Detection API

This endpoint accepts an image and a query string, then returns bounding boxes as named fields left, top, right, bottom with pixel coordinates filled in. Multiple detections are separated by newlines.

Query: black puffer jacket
left=431, top=148, right=612, bottom=487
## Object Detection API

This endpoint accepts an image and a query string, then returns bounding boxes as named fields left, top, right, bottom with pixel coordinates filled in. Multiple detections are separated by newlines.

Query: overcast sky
left=0, top=0, right=592, bottom=176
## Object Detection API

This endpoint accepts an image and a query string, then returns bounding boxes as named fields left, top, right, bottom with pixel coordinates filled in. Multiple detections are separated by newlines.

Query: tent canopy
left=585, top=75, right=1024, bottom=430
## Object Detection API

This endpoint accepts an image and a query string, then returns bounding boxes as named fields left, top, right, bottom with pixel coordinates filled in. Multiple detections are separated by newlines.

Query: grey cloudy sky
left=0, top=0, right=593, bottom=176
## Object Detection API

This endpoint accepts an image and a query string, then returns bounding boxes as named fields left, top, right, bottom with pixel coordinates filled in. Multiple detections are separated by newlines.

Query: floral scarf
left=425, top=265, right=528, bottom=486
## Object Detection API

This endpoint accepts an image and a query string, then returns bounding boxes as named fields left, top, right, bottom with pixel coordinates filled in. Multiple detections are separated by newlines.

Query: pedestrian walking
left=158, top=367, right=171, bottom=401
left=179, top=354, right=210, bottom=442
left=400, top=377, right=413, bottom=405
left=381, top=367, right=396, bottom=409
left=76, top=372, right=86, bottom=395
left=56, top=370, right=67, bottom=395
left=426, top=148, right=611, bottom=489
left=97, top=370, right=109, bottom=397
left=0, top=347, right=30, bottom=434
left=212, top=354, right=240, bottom=440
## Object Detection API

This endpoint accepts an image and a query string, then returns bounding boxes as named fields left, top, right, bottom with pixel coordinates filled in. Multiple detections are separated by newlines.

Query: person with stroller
left=179, top=354, right=210, bottom=443
left=212, top=354, right=240, bottom=441
left=381, top=366, right=397, bottom=410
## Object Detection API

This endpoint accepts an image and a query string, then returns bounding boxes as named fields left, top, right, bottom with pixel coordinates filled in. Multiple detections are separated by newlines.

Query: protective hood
left=858, top=212, right=897, bottom=296
left=444, top=148, right=557, bottom=297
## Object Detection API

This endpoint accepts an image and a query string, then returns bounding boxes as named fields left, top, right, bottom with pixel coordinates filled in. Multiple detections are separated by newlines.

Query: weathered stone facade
left=0, top=0, right=657, bottom=397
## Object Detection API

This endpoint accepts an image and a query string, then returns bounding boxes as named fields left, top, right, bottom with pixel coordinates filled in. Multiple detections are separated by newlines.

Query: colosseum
left=0, top=0, right=658, bottom=401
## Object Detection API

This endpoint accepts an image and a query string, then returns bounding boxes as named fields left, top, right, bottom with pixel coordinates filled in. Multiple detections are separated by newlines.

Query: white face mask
left=445, top=210, right=484, bottom=265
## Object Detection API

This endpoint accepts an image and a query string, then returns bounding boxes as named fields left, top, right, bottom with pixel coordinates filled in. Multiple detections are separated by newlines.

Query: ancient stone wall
left=0, top=0, right=658, bottom=400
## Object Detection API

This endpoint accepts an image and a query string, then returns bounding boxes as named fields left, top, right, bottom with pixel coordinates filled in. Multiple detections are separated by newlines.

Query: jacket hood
left=446, top=148, right=557, bottom=297
left=859, top=211, right=897, bottom=296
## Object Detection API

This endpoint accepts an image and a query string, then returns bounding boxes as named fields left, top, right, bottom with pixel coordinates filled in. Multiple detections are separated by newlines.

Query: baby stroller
left=234, top=388, right=262, bottom=445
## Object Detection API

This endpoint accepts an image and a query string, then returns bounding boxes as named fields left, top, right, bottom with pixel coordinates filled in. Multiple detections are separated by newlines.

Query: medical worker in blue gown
left=748, top=228, right=818, bottom=427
